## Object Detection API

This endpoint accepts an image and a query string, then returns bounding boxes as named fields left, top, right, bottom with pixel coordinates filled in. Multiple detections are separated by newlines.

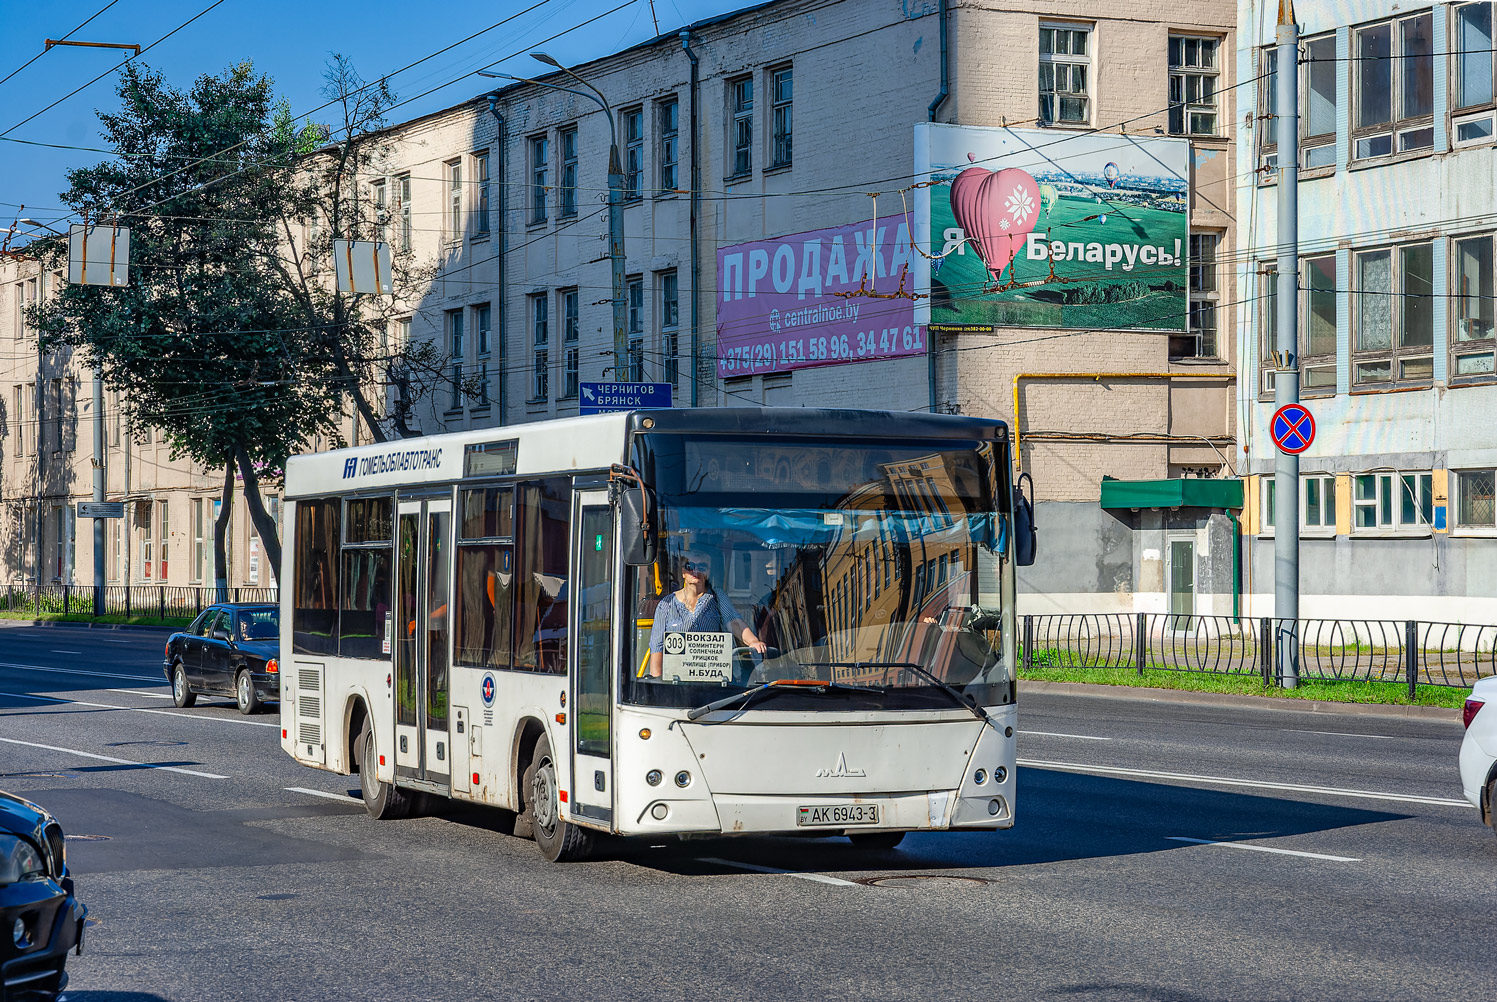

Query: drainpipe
left=1231, top=509, right=1242, bottom=621
left=681, top=31, right=701, bottom=407
left=925, top=0, right=949, bottom=414
left=487, top=94, right=508, bottom=423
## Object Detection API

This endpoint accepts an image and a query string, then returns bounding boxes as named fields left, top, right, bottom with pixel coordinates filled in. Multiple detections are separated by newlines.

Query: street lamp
left=479, top=55, right=629, bottom=382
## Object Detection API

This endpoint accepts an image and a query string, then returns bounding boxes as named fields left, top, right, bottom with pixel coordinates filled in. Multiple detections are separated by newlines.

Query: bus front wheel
left=359, top=719, right=413, bottom=820
left=527, top=733, right=594, bottom=863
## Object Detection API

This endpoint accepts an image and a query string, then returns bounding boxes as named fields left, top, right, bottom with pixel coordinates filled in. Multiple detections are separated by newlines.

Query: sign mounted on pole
left=333, top=239, right=392, bottom=296
left=76, top=501, right=125, bottom=519
left=1270, top=403, right=1315, bottom=455
left=67, top=224, right=130, bottom=287
left=578, top=381, right=671, bottom=415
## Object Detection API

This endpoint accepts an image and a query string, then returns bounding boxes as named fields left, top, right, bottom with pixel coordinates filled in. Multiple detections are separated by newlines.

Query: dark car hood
left=0, top=789, right=51, bottom=843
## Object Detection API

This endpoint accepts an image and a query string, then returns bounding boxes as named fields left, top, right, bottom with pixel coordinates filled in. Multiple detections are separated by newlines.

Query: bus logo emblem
left=342, top=458, right=358, bottom=479
left=481, top=673, right=496, bottom=707
left=815, top=752, right=865, bottom=779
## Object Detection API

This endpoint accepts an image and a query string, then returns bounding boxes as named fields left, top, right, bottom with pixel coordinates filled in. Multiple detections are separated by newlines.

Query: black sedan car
left=164, top=603, right=280, bottom=715
left=0, top=790, right=86, bottom=999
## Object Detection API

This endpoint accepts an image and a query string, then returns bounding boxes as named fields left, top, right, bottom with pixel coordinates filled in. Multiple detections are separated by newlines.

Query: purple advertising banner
left=716, top=214, right=925, bottom=378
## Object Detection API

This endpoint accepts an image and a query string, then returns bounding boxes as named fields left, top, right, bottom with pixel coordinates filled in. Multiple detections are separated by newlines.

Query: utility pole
left=1274, top=0, right=1301, bottom=687
left=92, top=370, right=105, bottom=614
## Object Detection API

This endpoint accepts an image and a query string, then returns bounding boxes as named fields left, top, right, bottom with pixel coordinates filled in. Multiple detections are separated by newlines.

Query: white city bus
left=278, top=407, right=1035, bottom=861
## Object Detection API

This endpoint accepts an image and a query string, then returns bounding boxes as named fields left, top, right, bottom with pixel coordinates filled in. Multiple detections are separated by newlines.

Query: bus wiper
left=823, top=661, right=990, bottom=724
left=685, top=679, right=884, bottom=721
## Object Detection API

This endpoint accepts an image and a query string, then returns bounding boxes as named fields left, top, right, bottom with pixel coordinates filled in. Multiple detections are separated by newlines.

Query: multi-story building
left=3, top=0, right=1241, bottom=618
left=1237, top=0, right=1497, bottom=623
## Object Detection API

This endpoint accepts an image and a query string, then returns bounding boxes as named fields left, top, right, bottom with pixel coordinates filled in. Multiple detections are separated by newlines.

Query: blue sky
left=0, top=0, right=730, bottom=231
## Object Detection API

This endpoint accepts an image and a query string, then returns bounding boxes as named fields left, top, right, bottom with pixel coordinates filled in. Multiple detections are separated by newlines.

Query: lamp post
left=481, top=55, right=628, bottom=380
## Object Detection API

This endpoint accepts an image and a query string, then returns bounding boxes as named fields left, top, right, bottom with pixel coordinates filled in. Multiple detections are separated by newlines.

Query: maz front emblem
left=815, top=752, right=866, bottom=779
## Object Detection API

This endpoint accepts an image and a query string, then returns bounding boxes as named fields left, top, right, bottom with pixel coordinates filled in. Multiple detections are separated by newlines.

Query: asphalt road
left=1, top=622, right=1492, bottom=1001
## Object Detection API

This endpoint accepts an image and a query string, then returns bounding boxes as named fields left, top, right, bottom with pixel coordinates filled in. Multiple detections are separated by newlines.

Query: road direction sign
left=1270, top=403, right=1316, bottom=455
left=579, top=381, right=672, bottom=415
left=76, top=501, right=125, bottom=519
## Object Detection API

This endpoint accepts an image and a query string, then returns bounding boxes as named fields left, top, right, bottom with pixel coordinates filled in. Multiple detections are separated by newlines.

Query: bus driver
left=646, top=550, right=768, bottom=678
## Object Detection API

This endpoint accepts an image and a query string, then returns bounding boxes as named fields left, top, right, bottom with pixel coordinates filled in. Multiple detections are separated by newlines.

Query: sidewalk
left=1018, top=679, right=1463, bottom=722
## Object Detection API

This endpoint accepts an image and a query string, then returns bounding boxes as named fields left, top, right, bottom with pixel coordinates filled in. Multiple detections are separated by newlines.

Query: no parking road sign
left=1270, top=403, right=1316, bottom=455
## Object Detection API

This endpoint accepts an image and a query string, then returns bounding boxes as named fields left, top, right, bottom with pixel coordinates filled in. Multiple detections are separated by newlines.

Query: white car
left=1459, top=676, right=1497, bottom=835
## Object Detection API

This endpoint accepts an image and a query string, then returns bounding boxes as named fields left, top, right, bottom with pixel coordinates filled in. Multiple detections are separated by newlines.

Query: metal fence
left=1022, top=613, right=1497, bottom=694
left=0, top=583, right=278, bottom=621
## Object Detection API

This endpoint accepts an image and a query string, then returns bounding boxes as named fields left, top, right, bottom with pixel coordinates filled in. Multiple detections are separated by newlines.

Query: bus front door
left=394, top=496, right=453, bottom=791
left=569, top=491, right=614, bottom=827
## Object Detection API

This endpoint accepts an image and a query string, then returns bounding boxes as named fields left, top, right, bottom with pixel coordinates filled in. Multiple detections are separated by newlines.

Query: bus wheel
left=848, top=831, right=905, bottom=852
left=359, top=719, right=412, bottom=820
left=529, top=733, right=593, bottom=862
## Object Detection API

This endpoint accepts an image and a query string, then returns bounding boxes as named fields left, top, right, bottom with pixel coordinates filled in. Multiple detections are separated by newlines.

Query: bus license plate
left=797, top=804, right=879, bottom=827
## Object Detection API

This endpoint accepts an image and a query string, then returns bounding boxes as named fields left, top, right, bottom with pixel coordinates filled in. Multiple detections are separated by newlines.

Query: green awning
left=1099, top=478, right=1243, bottom=510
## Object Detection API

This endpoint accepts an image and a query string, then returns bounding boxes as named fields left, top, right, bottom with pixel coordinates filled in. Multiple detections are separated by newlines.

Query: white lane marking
left=0, top=736, right=227, bottom=779
left=1285, top=729, right=1400, bottom=741
left=698, top=857, right=857, bottom=887
left=0, top=690, right=278, bottom=728
left=1019, top=758, right=1474, bottom=808
left=285, top=786, right=359, bottom=803
left=1020, top=730, right=1112, bottom=741
left=1167, top=836, right=1361, bottom=862
left=0, top=661, right=161, bottom=683
left=103, top=640, right=133, bottom=644
left=105, top=689, right=173, bottom=699
left=50, top=650, right=82, bottom=654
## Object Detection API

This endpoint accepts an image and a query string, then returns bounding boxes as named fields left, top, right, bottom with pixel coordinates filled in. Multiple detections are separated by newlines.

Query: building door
left=569, top=492, right=614, bottom=827
left=394, top=496, right=453, bottom=789
left=1168, top=538, right=1195, bottom=630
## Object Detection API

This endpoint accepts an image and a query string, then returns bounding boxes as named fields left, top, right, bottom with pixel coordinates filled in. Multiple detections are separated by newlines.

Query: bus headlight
left=645, top=770, right=663, bottom=786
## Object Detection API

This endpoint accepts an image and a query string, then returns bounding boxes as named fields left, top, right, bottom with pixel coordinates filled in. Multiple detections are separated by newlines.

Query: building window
left=1261, top=479, right=1276, bottom=531
left=1039, top=23, right=1092, bottom=126
left=1301, top=254, right=1338, bottom=391
left=1168, top=36, right=1219, bottom=136
left=1453, top=469, right=1497, bottom=531
left=770, top=66, right=792, bottom=166
left=1175, top=232, right=1220, bottom=359
left=1453, top=232, right=1496, bottom=378
left=559, top=127, right=577, bottom=218
left=447, top=309, right=465, bottom=411
left=475, top=304, right=491, bottom=406
left=396, top=174, right=412, bottom=252
left=729, top=76, right=753, bottom=176
left=474, top=153, right=490, bottom=235
left=623, top=108, right=644, bottom=201
left=192, top=499, right=206, bottom=582
left=1303, top=475, right=1337, bottom=531
left=447, top=160, right=463, bottom=240
left=1454, top=3, right=1496, bottom=143
left=657, top=98, right=679, bottom=193
left=158, top=500, right=169, bottom=581
left=627, top=276, right=644, bottom=382
left=531, top=294, right=549, bottom=401
left=1353, top=13, right=1434, bottom=160
left=659, top=270, right=679, bottom=386
left=1353, top=242, right=1434, bottom=385
left=1301, top=35, right=1337, bottom=168
left=1353, top=472, right=1433, bottom=532
left=372, top=180, right=387, bottom=243
left=562, top=289, right=579, bottom=399
left=530, top=135, right=549, bottom=224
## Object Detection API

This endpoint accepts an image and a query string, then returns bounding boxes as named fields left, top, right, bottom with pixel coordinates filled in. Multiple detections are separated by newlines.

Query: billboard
left=716, top=214, right=925, bottom=378
left=915, top=123, right=1189, bottom=332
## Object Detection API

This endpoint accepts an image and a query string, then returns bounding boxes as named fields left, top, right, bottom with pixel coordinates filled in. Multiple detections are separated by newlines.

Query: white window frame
left=770, top=65, right=792, bottom=167
left=1451, top=468, right=1497, bottom=535
left=729, top=76, right=753, bottom=177
left=1302, top=474, right=1338, bottom=536
left=659, top=270, right=679, bottom=386
left=626, top=275, right=644, bottom=382
left=396, top=174, right=411, bottom=253
left=1168, top=35, right=1220, bottom=137
left=1039, top=22, right=1093, bottom=126
left=446, top=309, right=464, bottom=412
left=447, top=159, right=463, bottom=241
left=474, top=153, right=490, bottom=235
left=559, top=127, right=578, bottom=218
left=1452, top=2, right=1496, bottom=146
left=529, top=135, right=549, bottom=225
left=1451, top=231, right=1497, bottom=379
left=1260, top=478, right=1276, bottom=536
left=1177, top=231, right=1221, bottom=359
left=657, top=98, right=679, bottom=194
left=561, top=289, right=580, bottom=400
left=474, top=304, right=492, bottom=408
left=1351, top=471, right=1434, bottom=535
left=623, top=107, right=644, bottom=201
left=372, top=180, right=388, bottom=244
left=1352, top=12, right=1436, bottom=161
left=531, top=294, right=549, bottom=402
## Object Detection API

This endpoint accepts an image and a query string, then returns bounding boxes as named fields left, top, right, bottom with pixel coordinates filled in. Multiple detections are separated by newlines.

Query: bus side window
left=293, top=498, right=340, bottom=655
left=514, top=479, right=571, bottom=674
left=456, top=486, right=515, bottom=670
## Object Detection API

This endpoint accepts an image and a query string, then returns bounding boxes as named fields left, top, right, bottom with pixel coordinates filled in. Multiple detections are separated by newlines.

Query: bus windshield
left=625, top=435, right=1014, bottom=712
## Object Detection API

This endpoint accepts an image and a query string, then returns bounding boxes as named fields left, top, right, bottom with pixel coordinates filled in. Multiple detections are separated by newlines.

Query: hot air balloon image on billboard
left=948, top=166, right=1043, bottom=285
left=1039, top=183, right=1058, bottom=220
left=1103, top=162, right=1121, bottom=187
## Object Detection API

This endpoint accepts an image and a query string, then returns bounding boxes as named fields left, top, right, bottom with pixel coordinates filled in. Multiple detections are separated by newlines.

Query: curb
left=1017, top=679, right=1464, bottom=722
left=1, top=620, right=179, bottom=634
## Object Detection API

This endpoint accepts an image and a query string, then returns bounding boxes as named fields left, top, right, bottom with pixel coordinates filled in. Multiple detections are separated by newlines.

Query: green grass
left=1019, top=664, right=1470, bottom=709
left=0, top=609, right=191, bottom=628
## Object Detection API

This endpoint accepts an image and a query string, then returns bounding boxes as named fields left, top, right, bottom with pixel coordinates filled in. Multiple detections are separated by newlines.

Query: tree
left=31, top=62, right=342, bottom=590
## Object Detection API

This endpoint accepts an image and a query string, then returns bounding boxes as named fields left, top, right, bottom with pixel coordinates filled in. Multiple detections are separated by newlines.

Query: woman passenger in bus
left=645, top=550, right=768, bottom=678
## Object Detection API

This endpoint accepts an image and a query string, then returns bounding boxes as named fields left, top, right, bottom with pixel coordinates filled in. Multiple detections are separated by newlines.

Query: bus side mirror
left=618, top=486, right=657, bottom=566
left=1013, top=473, right=1037, bottom=567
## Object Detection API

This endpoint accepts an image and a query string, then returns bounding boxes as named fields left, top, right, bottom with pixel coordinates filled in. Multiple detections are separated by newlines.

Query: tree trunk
left=235, top=445, right=283, bottom=582
left=213, top=461, right=236, bottom=603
